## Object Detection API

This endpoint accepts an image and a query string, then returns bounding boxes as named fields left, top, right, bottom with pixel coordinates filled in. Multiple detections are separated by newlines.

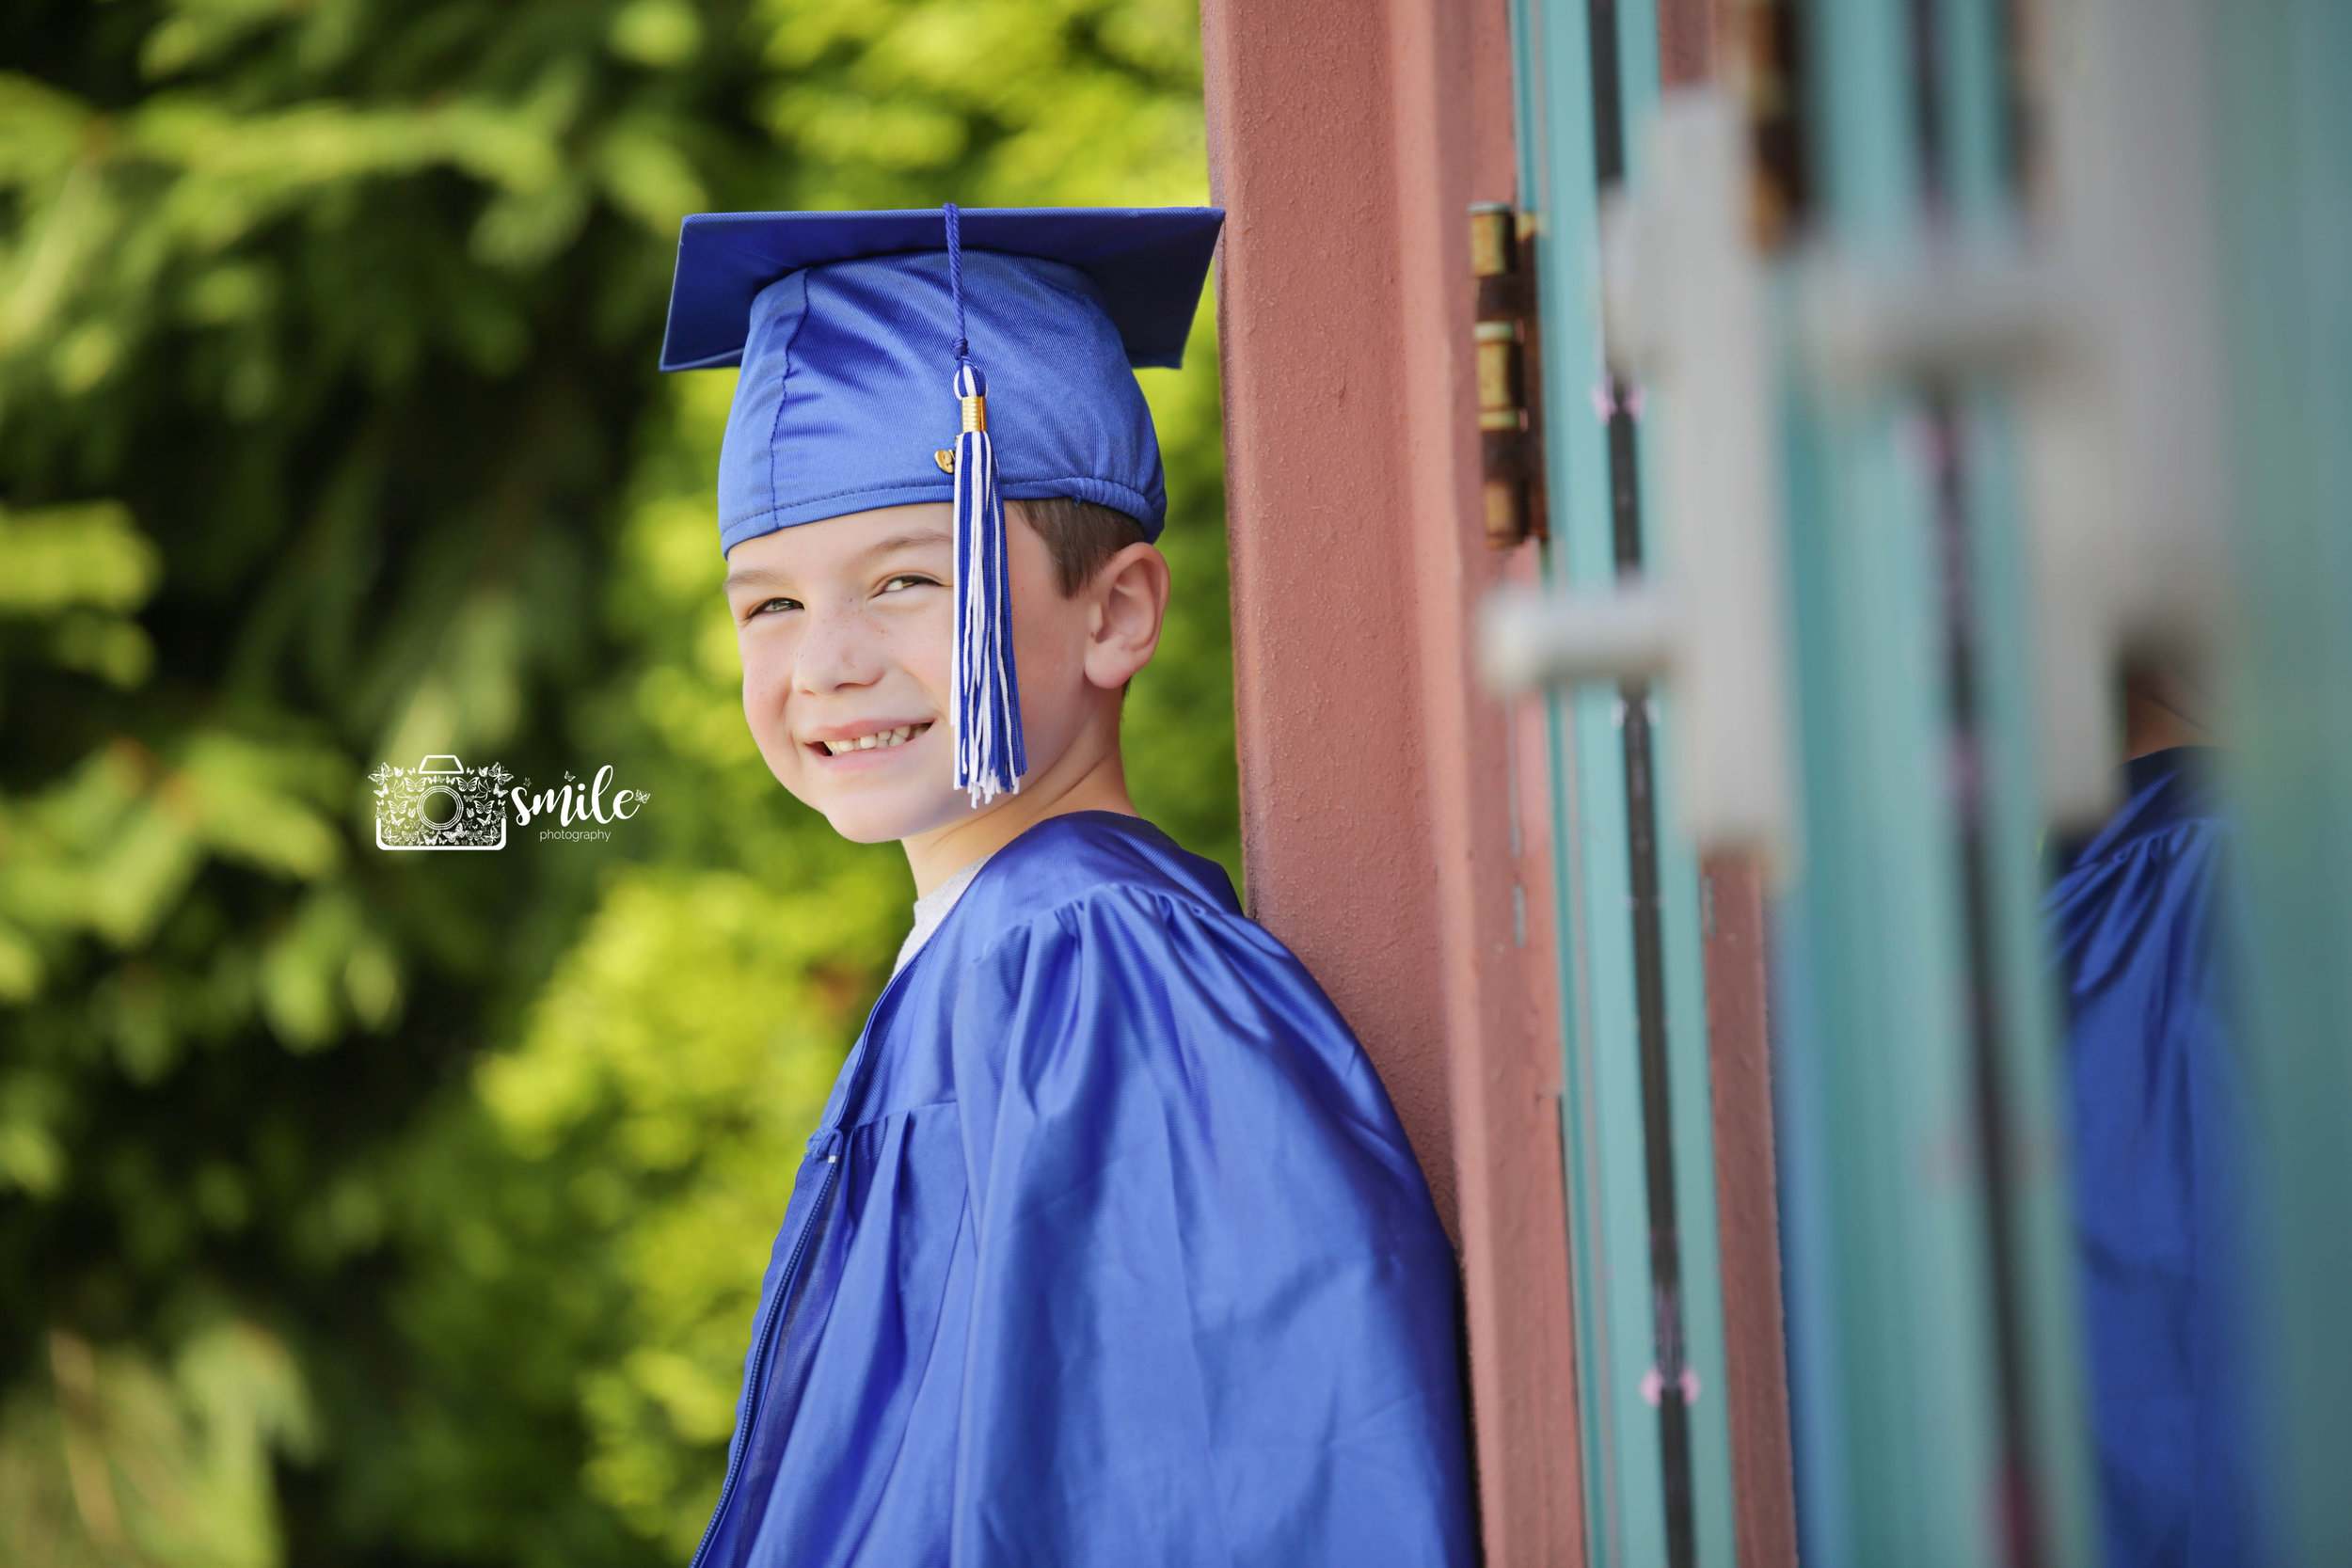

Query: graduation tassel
left=944, top=204, right=1025, bottom=805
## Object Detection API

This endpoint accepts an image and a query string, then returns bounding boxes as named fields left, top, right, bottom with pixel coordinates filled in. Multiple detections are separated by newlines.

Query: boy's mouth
left=810, top=721, right=933, bottom=757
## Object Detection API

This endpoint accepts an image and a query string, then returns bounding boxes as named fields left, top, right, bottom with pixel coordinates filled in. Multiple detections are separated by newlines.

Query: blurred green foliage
left=0, top=0, right=1229, bottom=1562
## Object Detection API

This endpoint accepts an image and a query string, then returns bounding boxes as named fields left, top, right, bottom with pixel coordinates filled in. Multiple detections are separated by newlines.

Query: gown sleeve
left=943, top=885, right=1473, bottom=1568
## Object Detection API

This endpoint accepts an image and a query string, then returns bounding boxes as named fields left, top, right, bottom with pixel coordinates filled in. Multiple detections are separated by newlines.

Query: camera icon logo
left=372, top=755, right=513, bottom=851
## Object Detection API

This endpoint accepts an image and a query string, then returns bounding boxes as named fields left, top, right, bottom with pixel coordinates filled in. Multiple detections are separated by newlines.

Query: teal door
left=1501, top=0, right=2099, bottom=1563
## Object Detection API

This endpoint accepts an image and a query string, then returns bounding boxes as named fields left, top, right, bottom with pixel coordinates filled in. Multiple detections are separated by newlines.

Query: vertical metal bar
left=1932, top=1, right=2100, bottom=1562
left=1767, top=0, right=2094, bottom=1559
left=1949, top=392, right=2100, bottom=1568
left=1908, top=0, right=2043, bottom=1542
left=1606, top=0, right=1741, bottom=1558
left=1588, top=0, right=1700, bottom=1552
left=2203, top=0, right=2352, bottom=1556
left=1620, top=681, right=1696, bottom=1568
left=1927, top=384, right=2042, bottom=1566
left=1651, top=695, right=1742, bottom=1568
left=1778, top=357, right=2001, bottom=1568
left=1772, top=0, right=2007, bottom=1561
left=1511, top=0, right=1740, bottom=1560
left=1510, top=0, right=1654, bottom=1560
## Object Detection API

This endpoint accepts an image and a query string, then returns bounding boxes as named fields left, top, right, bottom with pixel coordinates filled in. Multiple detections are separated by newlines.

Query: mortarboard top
left=659, top=207, right=1224, bottom=373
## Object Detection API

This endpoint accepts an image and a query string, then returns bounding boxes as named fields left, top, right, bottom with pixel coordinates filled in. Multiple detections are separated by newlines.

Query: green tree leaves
left=0, top=1323, right=317, bottom=1568
left=0, top=0, right=1227, bottom=1561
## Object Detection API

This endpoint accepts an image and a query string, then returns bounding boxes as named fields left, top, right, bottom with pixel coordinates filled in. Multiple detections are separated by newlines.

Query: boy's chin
left=804, top=787, right=977, bottom=847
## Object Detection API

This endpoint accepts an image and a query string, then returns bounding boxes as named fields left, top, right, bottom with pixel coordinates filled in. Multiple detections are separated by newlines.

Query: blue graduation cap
left=659, top=203, right=1223, bottom=806
left=660, top=207, right=1221, bottom=374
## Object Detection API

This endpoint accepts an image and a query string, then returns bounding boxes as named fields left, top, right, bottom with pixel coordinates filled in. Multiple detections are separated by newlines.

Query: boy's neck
left=2123, top=668, right=2217, bottom=760
left=900, top=736, right=1137, bottom=896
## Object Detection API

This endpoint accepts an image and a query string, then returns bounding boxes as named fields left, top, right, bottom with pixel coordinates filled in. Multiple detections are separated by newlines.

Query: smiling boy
left=724, top=492, right=1163, bottom=897
left=661, top=207, right=1472, bottom=1568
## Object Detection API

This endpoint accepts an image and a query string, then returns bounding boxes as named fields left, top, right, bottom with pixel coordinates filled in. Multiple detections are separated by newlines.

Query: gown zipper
left=684, top=955, right=920, bottom=1568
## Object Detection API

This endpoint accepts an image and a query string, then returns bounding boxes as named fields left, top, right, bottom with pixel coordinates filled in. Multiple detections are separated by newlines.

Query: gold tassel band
left=960, top=394, right=987, bottom=433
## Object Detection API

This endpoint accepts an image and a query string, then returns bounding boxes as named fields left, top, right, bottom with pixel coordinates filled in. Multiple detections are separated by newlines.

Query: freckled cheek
left=738, top=635, right=801, bottom=743
left=881, top=607, right=953, bottom=705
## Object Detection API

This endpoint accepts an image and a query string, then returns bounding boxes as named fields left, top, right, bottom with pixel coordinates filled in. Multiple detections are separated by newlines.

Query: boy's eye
left=746, top=596, right=801, bottom=619
left=879, top=574, right=938, bottom=594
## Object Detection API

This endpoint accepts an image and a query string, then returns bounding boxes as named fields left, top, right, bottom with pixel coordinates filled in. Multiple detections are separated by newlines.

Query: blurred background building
left=1203, top=0, right=2349, bottom=1564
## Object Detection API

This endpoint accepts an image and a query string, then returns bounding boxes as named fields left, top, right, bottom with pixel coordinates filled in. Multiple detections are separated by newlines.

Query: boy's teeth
left=825, top=725, right=921, bottom=755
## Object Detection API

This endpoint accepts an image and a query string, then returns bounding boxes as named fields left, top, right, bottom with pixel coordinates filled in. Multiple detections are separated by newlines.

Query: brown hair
left=1010, top=496, right=1150, bottom=595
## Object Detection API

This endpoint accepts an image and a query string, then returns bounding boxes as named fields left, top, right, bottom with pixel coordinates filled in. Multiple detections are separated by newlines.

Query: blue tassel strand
left=944, top=205, right=1025, bottom=805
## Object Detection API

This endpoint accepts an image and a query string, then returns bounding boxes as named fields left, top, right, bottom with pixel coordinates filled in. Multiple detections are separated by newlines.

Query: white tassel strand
left=949, top=360, right=1025, bottom=804
left=942, top=202, right=1025, bottom=806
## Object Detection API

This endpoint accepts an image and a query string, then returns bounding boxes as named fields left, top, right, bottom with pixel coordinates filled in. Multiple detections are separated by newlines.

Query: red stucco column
left=1199, top=1, right=1587, bottom=1561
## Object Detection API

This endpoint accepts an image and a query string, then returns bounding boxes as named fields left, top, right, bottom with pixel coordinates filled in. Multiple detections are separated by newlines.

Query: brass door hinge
left=1470, top=202, right=1548, bottom=548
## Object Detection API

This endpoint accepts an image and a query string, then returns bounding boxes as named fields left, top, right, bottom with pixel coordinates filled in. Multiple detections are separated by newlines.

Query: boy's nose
left=792, top=604, right=884, bottom=694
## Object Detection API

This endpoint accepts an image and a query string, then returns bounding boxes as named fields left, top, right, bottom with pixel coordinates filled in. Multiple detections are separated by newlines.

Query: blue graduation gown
left=2046, top=748, right=2255, bottom=1567
left=692, top=812, right=1475, bottom=1568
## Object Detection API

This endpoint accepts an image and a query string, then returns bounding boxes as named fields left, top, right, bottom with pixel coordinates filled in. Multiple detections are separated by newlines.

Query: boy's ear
left=1083, top=541, right=1168, bottom=692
